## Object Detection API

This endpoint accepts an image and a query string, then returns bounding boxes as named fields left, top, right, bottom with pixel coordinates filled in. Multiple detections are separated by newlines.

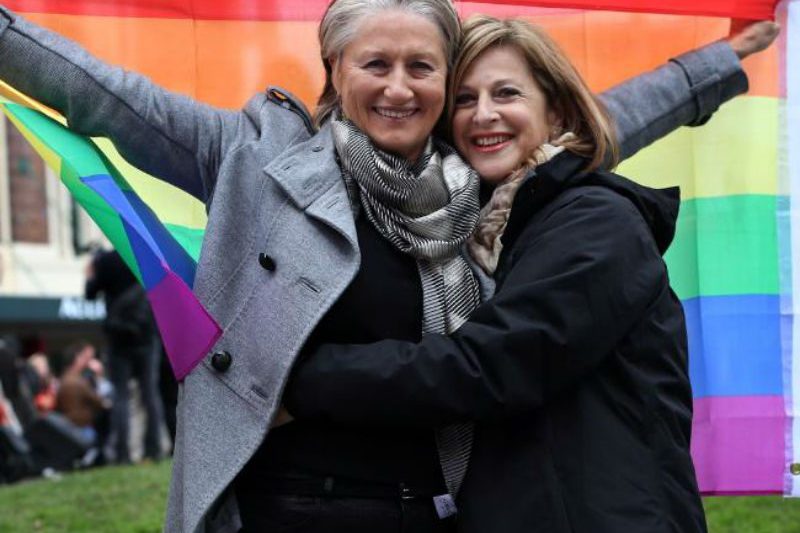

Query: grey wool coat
left=0, top=6, right=747, bottom=532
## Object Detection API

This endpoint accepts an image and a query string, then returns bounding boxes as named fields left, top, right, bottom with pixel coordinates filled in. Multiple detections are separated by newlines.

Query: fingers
left=270, top=405, right=295, bottom=428
left=727, top=20, right=781, bottom=59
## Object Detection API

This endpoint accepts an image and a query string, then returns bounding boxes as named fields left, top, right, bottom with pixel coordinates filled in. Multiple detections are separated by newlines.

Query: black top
left=237, top=213, right=446, bottom=492
left=84, top=250, right=137, bottom=310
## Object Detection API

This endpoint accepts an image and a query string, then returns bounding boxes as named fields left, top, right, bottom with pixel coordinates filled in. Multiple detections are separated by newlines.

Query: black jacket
left=85, top=250, right=155, bottom=350
left=286, top=153, right=705, bottom=533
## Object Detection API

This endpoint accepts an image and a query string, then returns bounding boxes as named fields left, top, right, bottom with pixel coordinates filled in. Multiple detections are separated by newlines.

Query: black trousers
left=238, top=492, right=456, bottom=533
left=108, top=340, right=164, bottom=462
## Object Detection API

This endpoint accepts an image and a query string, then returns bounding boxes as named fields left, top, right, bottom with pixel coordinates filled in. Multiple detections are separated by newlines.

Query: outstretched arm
left=0, top=6, right=252, bottom=201
left=600, top=20, right=779, bottom=162
left=285, top=187, right=666, bottom=427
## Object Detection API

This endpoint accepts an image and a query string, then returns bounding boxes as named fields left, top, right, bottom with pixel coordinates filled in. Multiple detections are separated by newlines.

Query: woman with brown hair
left=285, top=15, right=729, bottom=532
left=0, top=0, right=775, bottom=529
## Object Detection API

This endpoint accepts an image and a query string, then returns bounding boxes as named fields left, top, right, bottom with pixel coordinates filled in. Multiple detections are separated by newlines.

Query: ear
left=329, top=55, right=342, bottom=93
left=547, top=109, right=563, bottom=139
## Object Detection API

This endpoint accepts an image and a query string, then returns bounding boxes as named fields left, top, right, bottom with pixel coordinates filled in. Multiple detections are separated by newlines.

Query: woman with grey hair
left=0, top=0, right=772, bottom=531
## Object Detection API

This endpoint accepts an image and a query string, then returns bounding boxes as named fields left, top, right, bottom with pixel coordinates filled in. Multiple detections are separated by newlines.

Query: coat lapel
left=265, top=125, right=358, bottom=247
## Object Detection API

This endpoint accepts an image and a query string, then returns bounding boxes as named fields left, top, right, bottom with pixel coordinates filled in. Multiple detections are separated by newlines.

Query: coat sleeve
left=285, top=188, right=667, bottom=427
left=0, top=6, right=251, bottom=202
left=599, top=41, right=748, bottom=162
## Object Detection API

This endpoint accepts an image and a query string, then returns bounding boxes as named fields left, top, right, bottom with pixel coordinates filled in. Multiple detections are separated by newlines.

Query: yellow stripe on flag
left=619, top=96, right=779, bottom=199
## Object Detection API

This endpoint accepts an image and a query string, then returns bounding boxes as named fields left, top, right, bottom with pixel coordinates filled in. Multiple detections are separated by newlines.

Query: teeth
left=475, top=135, right=511, bottom=147
left=375, top=108, right=415, bottom=119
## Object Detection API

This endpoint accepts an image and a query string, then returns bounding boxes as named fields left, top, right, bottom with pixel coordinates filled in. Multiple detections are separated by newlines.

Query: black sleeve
left=84, top=255, right=105, bottom=300
left=285, top=189, right=666, bottom=427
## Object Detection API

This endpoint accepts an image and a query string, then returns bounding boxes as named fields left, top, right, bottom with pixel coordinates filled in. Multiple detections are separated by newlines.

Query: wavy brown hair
left=448, top=16, right=618, bottom=171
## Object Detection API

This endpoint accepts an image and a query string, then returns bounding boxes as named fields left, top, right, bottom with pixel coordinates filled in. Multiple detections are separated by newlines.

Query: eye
left=454, top=93, right=476, bottom=107
left=496, top=86, right=521, bottom=99
left=363, top=59, right=388, bottom=71
left=410, top=61, right=434, bottom=72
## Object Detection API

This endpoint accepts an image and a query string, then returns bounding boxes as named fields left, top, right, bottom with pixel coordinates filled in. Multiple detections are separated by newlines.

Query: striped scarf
left=332, top=119, right=480, bottom=499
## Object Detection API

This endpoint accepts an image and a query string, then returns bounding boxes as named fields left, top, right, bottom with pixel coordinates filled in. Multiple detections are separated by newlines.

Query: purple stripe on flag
left=692, top=395, right=785, bottom=494
left=147, top=270, right=221, bottom=380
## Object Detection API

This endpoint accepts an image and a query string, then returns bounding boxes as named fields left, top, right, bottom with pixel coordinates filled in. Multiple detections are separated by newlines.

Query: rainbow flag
left=0, top=82, right=220, bottom=381
left=0, top=0, right=793, bottom=496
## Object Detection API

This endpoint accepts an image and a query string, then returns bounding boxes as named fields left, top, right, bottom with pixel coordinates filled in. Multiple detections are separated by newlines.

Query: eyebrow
left=457, top=78, right=521, bottom=91
left=352, top=48, right=442, bottom=63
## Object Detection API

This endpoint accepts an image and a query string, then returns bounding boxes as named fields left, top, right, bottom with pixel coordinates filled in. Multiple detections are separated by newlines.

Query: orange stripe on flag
left=23, top=12, right=778, bottom=110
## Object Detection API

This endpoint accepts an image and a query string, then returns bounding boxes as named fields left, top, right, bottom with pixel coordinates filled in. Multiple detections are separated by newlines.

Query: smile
left=374, top=107, right=417, bottom=119
left=471, top=134, right=512, bottom=152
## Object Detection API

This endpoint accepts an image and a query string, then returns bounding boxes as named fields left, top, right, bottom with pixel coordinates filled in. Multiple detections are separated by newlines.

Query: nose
left=384, top=67, right=414, bottom=102
left=473, top=94, right=498, bottom=126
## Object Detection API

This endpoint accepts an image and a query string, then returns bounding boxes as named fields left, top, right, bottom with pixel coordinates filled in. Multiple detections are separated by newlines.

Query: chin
left=474, top=165, right=511, bottom=185
left=379, top=137, right=424, bottom=160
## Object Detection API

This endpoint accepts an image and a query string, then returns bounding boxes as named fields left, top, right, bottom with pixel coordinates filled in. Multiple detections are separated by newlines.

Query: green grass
left=705, top=496, right=800, bottom=533
left=1, top=462, right=800, bottom=532
left=0, top=462, right=170, bottom=533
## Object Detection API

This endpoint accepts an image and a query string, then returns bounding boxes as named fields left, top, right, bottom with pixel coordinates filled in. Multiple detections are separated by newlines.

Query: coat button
left=211, top=350, right=232, bottom=372
left=312, top=145, right=323, bottom=152
left=258, top=252, right=276, bottom=271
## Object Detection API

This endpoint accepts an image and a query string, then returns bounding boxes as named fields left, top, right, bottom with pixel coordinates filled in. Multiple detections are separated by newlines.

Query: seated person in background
left=26, top=353, right=57, bottom=415
left=55, top=342, right=111, bottom=454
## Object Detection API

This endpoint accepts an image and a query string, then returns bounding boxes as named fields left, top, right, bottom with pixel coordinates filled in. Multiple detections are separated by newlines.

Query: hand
left=271, top=405, right=295, bottom=428
left=727, top=19, right=780, bottom=59
left=87, top=358, right=104, bottom=378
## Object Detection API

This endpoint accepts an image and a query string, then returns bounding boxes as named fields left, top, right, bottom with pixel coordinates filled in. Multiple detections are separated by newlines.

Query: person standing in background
left=85, top=249, right=164, bottom=463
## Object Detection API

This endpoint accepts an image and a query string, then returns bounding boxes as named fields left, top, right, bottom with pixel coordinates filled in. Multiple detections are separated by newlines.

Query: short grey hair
left=314, top=0, right=461, bottom=127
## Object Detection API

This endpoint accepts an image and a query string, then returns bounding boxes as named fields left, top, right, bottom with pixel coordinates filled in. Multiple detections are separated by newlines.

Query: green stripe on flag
left=4, top=103, right=111, bottom=178
left=58, top=165, right=144, bottom=283
left=666, top=195, right=778, bottom=300
left=165, top=224, right=205, bottom=263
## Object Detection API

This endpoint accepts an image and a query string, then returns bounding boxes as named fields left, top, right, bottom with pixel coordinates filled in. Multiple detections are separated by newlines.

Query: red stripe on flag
left=5, top=0, right=779, bottom=20
left=4, top=0, right=331, bottom=20
left=474, top=0, right=777, bottom=19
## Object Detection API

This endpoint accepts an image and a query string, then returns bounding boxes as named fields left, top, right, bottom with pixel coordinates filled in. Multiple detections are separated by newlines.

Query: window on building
left=6, top=117, right=49, bottom=244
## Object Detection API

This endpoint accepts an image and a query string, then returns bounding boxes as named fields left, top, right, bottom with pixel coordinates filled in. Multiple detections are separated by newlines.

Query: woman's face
left=331, top=10, right=447, bottom=162
left=452, top=46, right=558, bottom=184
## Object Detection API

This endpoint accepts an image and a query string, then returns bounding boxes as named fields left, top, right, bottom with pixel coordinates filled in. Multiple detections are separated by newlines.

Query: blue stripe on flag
left=123, top=190, right=197, bottom=288
left=686, top=294, right=782, bottom=398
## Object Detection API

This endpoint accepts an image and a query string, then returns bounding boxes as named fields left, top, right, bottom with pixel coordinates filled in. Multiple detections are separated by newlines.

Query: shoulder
left=242, top=86, right=315, bottom=141
left=540, top=184, right=645, bottom=234
left=506, top=182, right=653, bottom=263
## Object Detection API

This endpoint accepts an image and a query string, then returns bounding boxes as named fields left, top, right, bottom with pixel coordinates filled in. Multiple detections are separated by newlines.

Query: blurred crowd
left=0, top=249, right=177, bottom=484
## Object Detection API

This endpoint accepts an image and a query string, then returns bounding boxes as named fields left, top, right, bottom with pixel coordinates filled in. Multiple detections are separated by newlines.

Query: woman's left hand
left=728, top=19, right=780, bottom=59
left=271, top=405, right=295, bottom=428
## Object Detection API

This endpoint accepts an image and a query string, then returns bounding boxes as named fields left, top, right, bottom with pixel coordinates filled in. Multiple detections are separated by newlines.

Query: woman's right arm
left=0, top=7, right=245, bottom=201
left=599, top=20, right=779, bottom=162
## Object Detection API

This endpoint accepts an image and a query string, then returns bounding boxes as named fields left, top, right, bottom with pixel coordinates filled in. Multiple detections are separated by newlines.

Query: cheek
left=340, top=76, right=375, bottom=117
left=421, top=78, right=446, bottom=112
left=518, top=117, right=551, bottom=152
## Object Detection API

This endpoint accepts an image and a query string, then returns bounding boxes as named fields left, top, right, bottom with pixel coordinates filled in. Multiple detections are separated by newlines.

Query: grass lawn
left=0, top=462, right=799, bottom=532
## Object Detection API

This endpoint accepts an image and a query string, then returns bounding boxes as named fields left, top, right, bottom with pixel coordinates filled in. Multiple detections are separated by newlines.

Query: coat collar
left=264, top=124, right=358, bottom=248
left=501, top=151, right=680, bottom=257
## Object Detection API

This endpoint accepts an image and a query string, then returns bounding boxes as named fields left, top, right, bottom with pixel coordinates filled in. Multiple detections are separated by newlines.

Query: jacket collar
left=502, top=151, right=680, bottom=256
left=264, top=124, right=358, bottom=247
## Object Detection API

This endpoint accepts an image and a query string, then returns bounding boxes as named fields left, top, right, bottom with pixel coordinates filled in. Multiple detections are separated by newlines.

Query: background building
left=0, top=116, right=106, bottom=353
